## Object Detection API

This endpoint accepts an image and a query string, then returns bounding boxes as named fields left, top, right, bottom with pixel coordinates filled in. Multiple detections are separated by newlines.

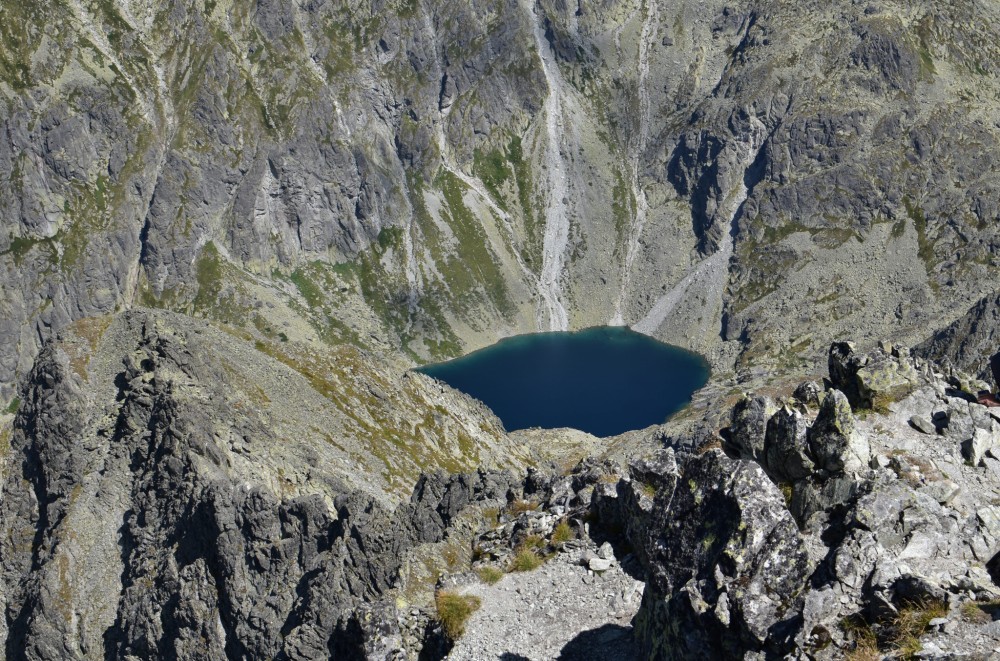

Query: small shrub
left=842, top=600, right=947, bottom=659
left=961, top=600, right=991, bottom=624
left=435, top=591, right=481, bottom=640
left=509, top=548, right=542, bottom=572
left=778, top=482, right=794, bottom=507
left=871, top=392, right=895, bottom=414
left=551, top=520, right=573, bottom=545
left=841, top=615, right=879, bottom=661
left=890, top=599, right=947, bottom=657
left=522, top=534, right=545, bottom=550
left=844, top=637, right=880, bottom=661
left=477, top=566, right=504, bottom=585
left=638, top=481, right=656, bottom=498
left=441, top=543, right=463, bottom=570
left=510, top=499, right=539, bottom=514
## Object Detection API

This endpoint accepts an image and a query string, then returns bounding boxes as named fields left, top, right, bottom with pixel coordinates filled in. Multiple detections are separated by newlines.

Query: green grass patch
left=434, top=169, right=515, bottom=316
left=551, top=520, right=574, bottom=545
left=840, top=598, right=947, bottom=660
left=509, top=499, right=539, bottom=514
left=289, top=268, right=324, bottom=307
left=507, top=136, right=540, bottom=268
left=509, top=548, right=543, bottom=572
left=477, top=566, right=504, bottom=585
left=193, top=241, right=224, bottom=310
left=890, top=599, right=947, bottom=658
left=3, top=234, right=56, bottom=266
left=473, top=146, right=511, bottom=211
left=611, top=168, right=634, bottom=255
left=961, top=599, right=1000, bottom=624
left=4, top=397, right=19, bottom=415
left=903, top=196, right=936, bottom=276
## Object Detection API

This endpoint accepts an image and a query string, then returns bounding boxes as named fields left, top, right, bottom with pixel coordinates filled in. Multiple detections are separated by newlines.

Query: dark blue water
left=417, top=326, right=709, bottom=438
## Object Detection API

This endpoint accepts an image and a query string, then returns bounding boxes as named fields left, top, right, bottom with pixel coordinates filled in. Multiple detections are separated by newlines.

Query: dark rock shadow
left=945, top=387, right=976, bottom=403
left=557, top=624, right=638, bottom=661
left=499, top=655, right=531, bottom=661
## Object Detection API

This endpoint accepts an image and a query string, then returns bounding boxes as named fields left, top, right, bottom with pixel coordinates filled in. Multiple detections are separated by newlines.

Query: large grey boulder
left=962, top=428, right=1000, bottom=467
left=627, top=451, right=810, bottom=660
left=808, top=389, right=870, bottom=475
left=764, top=405, right=815, bottom=482
left=725, top=395, right=778, bottom=464
left=828, top=342, right=919, bottom=411
left=829, top=342, right=867, bottom=407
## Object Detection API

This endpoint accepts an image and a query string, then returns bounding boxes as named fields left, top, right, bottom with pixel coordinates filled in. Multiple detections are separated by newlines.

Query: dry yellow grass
left=509, top=548, right=542, bottom=572
left=435, top=591, right=482, bottom=640
left=477, top=566, right=504, bottom=585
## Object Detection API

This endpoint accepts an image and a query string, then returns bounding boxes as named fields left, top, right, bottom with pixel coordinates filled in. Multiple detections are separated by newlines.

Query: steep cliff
left=5, top=0, right=1000, bottom=401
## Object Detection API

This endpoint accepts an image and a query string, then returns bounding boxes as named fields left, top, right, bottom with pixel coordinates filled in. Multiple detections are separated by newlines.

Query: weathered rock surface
left=8, top=309, right=1000, bottom=660
left=6, top=0, right=1000, bottom=401
left=627, top=449, right=809, bottom=660
left=586, top=342, right=1000, bottom=659
left=916, top=290, right=1000, bottom=384
left=0, top=309, right=542, bottom=659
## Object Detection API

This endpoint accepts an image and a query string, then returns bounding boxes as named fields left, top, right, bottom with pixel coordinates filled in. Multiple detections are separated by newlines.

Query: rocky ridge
left=6, top=302, right=1000, bottom=658
left=391, top=341, right=1000, bottom=659
left=0, top=307, right=598, bottom=658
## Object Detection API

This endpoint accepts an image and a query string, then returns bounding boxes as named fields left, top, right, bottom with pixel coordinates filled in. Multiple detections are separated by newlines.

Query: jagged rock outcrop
left=625, top=449, right=809, bottom=660
left=916, top=290, right=1000, bottom=385
left=764, top=404, right=813, bottom=482
left=0, top=309, right=536, bottom=659
left=807, top=389, right=870, bottom=475
left=723, top=394, right=777, bottom=464
left=10, top=313, right=1000, bottom=660
left=586, top=342, right=1000, bottom=658
left=828, top=341, right=920, bottom=411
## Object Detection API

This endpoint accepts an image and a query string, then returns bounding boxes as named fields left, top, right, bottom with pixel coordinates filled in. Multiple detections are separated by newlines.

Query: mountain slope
left=5, top=0, right=1000, bottom=401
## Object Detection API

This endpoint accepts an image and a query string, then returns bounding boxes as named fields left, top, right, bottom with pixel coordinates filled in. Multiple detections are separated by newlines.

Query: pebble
left=589, top=557, right=613, bottom=572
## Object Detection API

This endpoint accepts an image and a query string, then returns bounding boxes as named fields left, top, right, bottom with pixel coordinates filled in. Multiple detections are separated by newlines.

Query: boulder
left=589, top=557, right=613, bottom=572
left=629, top=451, right=809, bottom=660
left=808, top=389, right=870, bottom=474
left=764, top=405, right=814, bottom=481
left=333, top=602, right=406, bottom=660
left=793, top=381, right=824, bottom=409
left=962, top=428, right=1000, bottom=466
left=909, top=414, right=937, bottom=435
left=828, top=342, right=918, bottom=410
left=725, top=395, right=777, bottom=463
left=828, top=341, right=866, bottom=407
left=596, top=450, right=681, bottom=567
left=855, top=351, right=919, bottom=410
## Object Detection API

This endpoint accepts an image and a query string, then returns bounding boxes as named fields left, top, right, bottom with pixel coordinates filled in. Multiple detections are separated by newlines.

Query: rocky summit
left=6, top=0, right=1000, bottom=658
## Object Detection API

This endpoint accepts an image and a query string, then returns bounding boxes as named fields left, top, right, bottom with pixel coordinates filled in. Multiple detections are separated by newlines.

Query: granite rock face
left=916, top=290, right=1000, bottom=384
left=626, top=449, right=810, bottom=660
left=0, top=310, right=533, bottom=659
left=6, top=0, right=1000, bottom=399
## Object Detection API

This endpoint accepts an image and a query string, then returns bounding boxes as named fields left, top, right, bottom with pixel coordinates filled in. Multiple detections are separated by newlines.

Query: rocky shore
left=349, top=340, right=1000, bottom=659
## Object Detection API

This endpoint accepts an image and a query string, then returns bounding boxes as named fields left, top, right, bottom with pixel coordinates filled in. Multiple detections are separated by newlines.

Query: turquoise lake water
left=417, top=326, right=710, bottom=438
